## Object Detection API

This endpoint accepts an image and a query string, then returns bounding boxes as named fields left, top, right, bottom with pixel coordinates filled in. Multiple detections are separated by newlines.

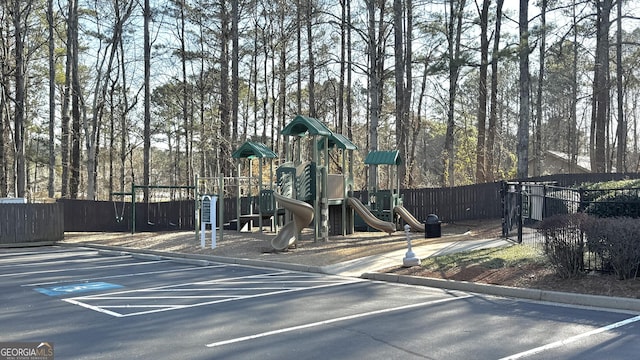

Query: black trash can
left=425, top=214, right=441, bottom=238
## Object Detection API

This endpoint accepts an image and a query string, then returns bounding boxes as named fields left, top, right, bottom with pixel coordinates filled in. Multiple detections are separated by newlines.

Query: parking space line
left=0, top=259, right=173, bottom=278
left=21, top=264, right=228, bottom=287
left=499, top=314, right=640, bottom=359
left=65, top=272, right=364, bottom=317
left=0, top=254, right=131, bottom=269
left=205, top=295, right=474, bottom=348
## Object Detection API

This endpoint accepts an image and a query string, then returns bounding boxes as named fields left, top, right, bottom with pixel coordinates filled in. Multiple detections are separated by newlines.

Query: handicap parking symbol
left=35, top=282, right=123, bottom=296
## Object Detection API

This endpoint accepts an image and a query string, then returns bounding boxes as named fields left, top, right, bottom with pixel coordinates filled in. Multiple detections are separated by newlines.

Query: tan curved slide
left=271, top=192, right=315, bottom=251
left=394, top=205, right=425, bottom=232
left=347, top=197, right=396, bottom=234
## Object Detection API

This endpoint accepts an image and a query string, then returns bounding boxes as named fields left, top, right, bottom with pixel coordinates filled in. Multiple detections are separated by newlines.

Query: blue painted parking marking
left=34, top=282, right=123, bottom=296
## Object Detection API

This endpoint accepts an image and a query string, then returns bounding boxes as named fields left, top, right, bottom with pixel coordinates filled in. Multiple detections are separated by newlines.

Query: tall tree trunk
left=220, top=0, right=230, bottom=176
left=516, top=0, right=530, bottom=179
left=404, top=0, right=413, bottom=187
left=70, top=0, right=81, bottom=199
left=12, top=0, right=29, bottom=197
left=338, top=0, right=346, bottom=134
left=232, top=0, right=239, bottom=145
left=180, top=0, right=189, bottom=185
left=47, top=0, right=55, bottom=198
left=533, top=0, right=547, bottom=177
left=486, top=0, right=503, bottom=182
left=443, top=0, right=465, bottom=187
left=475, top=0, right=489, bottom=183
left=592, top=0, right=612, bottom=173
left=615, top=0, right=625, bottom=171
left=306, top=1, right=316, bottom=118
left=569, top=0, right=578, bottom=170
left=367, top=0, right=381, bottom=189
left=143, top=0, right=151, bottom=201
left=60, top=0, right=73, bottom=198
left=393, top=0, right=408, bottom=187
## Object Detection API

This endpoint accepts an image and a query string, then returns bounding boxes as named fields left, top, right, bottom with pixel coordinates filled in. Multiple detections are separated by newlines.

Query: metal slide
left=347, top=197, right=396, bottom=234
left=271, top=192, right=315, bottom=251
left=394, top=205, right=425, bottom=232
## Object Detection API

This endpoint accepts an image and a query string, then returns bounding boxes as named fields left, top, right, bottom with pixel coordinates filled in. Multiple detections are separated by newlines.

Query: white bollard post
left=403, top=224, right=421, bottom=267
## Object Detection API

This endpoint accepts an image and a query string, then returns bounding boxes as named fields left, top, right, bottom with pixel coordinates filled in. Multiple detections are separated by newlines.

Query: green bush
left=537, top=213, right=587, bottom=278
left=583, top=192, right=640, bottom=218
left=581, top=216, right=640, bottom=280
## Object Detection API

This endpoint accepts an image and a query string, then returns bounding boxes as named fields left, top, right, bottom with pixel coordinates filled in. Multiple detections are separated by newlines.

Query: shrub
left=581, top=216, right=640, bottom=280
left=537, top=213, right=587, bottom=278
left=584, top=192, right=640, bottom=218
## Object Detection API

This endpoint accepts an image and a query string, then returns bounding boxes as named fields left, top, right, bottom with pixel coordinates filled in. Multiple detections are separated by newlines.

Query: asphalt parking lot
left=1, top=246, right=639, bottom=359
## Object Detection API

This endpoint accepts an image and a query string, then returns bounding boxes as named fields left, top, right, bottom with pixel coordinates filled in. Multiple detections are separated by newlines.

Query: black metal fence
left=0, top=203, right=64, bottom=245
left=504, top=175, right=640, bottom=273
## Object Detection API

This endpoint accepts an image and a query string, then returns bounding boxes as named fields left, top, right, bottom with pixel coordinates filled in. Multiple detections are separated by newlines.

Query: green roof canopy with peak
left=231, top=141, right=278, bottom=159
left=280, top=115, right=332, bottom=137
left=364, top=150, right=402, bottom=165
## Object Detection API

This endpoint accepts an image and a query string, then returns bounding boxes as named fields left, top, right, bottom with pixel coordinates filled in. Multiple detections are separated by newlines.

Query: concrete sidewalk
left=321, top=236, right=514, bottom=276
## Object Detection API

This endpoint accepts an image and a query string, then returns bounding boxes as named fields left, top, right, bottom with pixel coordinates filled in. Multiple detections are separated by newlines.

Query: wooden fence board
left=0, top=203, right=64, bottom=245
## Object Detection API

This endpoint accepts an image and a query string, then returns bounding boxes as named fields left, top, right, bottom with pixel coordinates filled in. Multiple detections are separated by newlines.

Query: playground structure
left=358, top=150, right=427, bottom=233
left=273, top=115, right=358, bottom=245
left=107, top=115, right=429, bottom=250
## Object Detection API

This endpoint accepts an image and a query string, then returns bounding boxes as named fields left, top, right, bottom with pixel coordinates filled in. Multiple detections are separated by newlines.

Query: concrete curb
left=363, top=272, right=640, bottom=313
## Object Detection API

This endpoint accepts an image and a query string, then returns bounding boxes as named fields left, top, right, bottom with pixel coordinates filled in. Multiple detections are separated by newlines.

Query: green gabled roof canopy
left=232, top=141, right=278, bottom=159
left=281, top=115, right=332, bottom=137
left=364, top=150, right=402, bottom=165
left=318, top=132, right=358, bottom=150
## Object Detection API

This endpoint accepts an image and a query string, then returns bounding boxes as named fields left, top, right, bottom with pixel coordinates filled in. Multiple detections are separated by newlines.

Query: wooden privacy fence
left=58, top=173, right=640, bottom=233
left=0, top=203, right=64, bottom=245
left=400, top=182, right=502, bottom=222
left=59, top=199, right=195, bottom=232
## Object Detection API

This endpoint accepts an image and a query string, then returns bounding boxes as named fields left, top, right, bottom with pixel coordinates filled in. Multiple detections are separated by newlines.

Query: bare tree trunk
left=12, top=0, right=30, bottom=197
left=180, top=0, right=189, bottom=185
left=367, top=0, right=382, bottom=189
left=533, top=0, right=547, bottom=177
left=143, top=0, right=151, bottom=201
left=232, top=0, right=239, bottom=145
left=475, top=0, right=489, bottom=183
left=60, top=0, right=73, bottom=198
left=70, top=0, right=81, bottom=199
left=486, top=0, right=503, bottom=182
left=220, top=0, right=231, bottom=176
left=615, top=0, right=626, bottom=171
left=47, top=0, right=55, bottom=198
left=592, top=0, right=612, bottom=173
left=306, top=1, right=316, bottom=118
left=516, top=0, right=530, bottom=179
left=569, top=0, right=578, bottom=170
left=443, top=0, right=465, bottom=187
left=394, top=0, right=405, bottom=186
left=404, top=0, right=413, bottom=187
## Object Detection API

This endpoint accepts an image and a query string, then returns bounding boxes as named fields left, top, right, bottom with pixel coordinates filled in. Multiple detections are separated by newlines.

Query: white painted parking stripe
left=22, top=264, right=228, bottom=287
left=499, top=315, right=640, bottom=359
left=205, top=295, right=474, bottom=348
left=66, top=273, right=363, bottom=317
left=0, top=248, right=94, bottom=258
left=63, top=298, right=125, bottom=317
left=0, top=254, right=131, bottom=269
left=0, top=259, right=171, bottom=278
